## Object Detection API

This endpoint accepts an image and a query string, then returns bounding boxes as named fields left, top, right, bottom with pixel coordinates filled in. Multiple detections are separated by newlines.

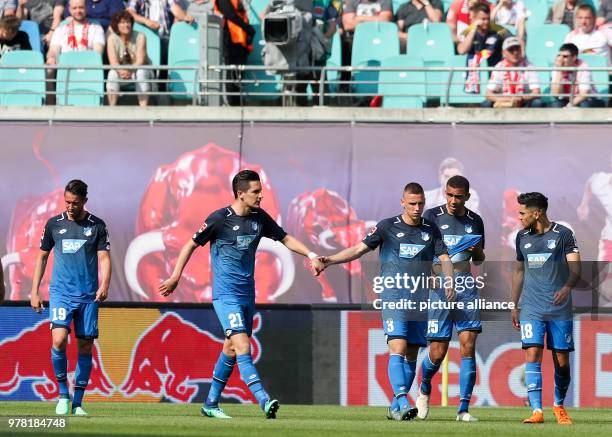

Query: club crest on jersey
left=83, top=227, right=92, bottom=237
left=62, top=239, right=87, bottom=254
left=565, top=333, right=572, bottom=343
left=527, top=253, right=552, bottom=269
left=252, top=221, right=258, bottom=231
left=396, top=232, right=404, bottom=238
left=465, top=225, right=473, bottom=234
left=421, top=232, right=430, bottom=241
left=547, top=239, right=557, bottom=249
left=399, top=244, right=425, bottom=258
left=237, top=235, right=256, bottom=250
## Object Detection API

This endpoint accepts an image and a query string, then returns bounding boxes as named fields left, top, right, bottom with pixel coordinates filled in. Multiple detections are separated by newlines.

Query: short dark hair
left=0, top=16, right=21, bottom=33
left=471, top=2, right=491, bottom=15
left=232, top=170, right=260, bottom=198
left=517, top=192, right=548, bottom=212
left=65, top=179, right=88, bottom=198
left=110, top=10, right=134, bottom=34
left=559, top=43, right=579, bottom=57
left=403, top=182, right=424, bottom=195
left=576, top=3, right=595, bottom=16
left=447, top=175, right=470, bottom=193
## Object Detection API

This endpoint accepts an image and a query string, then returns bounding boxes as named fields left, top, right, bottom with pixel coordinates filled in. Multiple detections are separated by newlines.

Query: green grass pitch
left=1, top=402, right=611, bottom=436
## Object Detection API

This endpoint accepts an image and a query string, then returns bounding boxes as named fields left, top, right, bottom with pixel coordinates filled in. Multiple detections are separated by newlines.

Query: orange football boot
left=523, top=410, right=544, bottom=424
left=553, top=406, right=573, bottom=425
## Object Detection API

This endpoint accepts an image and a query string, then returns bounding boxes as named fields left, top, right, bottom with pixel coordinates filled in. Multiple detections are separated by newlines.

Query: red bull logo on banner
left=340, top=311, right=612, bottom=407
left=0, top=308, right=263, bottom=404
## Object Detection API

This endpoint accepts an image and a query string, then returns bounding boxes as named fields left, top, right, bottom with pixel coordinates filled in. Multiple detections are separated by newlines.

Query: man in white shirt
left=564, top=4, right=610, bottom=65
left=46, top=0, right=104, bottom=65
left=424, top=157, right=481, bottom=213
left=483, top=36, right=543, bottom=107
left=550, top=42, right=605, bottom=107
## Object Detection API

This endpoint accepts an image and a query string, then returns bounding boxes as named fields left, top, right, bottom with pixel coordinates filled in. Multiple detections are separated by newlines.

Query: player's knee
left=460, top=343, right=475, bottom=358
left=428, top=343, right=447, bottom=363
left=525, top=347, right=543, bottom=363
left=77, top=339, right=94, bottom=355
left=52, top=338, right=67, bottom=350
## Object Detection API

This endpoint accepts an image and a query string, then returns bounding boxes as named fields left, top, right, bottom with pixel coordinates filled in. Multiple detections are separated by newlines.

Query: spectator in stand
left=550, top=42, right=606, bottom=107
left=565, top=4, right=610, bottom=64
left=0, top=15, right=31, bottom=57
left=106, top=11, right=152, bottom=106
left=395, top=0, right=443, bottom=53
left=54, top=0, right=124, bottom=32
left=483, top=36, right=543, bottom=107
left=172, top=0, right=213, bottom=25
left=1, top=0, right=16, bottom=17
left=446, top=0, right=492, bottom=43
left=546, top=0, right=579, bottom=29
left=342, top=0, right=393, bottom=35
left=213, top=0, right=253, bottom=106
left=310, top=0, right=340, bottom=97
left=491, top=0, right=525, bottom=43
left=46, top=0, right=104, bottom=64
left=597, top=0, right=612, bottom=26
left=16, top=0, right=55, bottom=36
left=458, top=2, right=508, bottom=68
left=127, top=0, right=179, bottom=66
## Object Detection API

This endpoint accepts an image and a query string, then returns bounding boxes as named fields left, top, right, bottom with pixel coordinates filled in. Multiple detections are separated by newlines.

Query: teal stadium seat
left=392, top=0, right=409, bottom=14
left=406, top=22, right=454, bottom=100
left=325, top=31, right=342, bottom=93
left=445, top=54, right=488, bottom=105
left=378, top=55, right=426, bottom=108
left=133, top=23, right=161, bottom=67
left=526, top=24, right=570, bottom=64
left=351, top=21, right=400, bottom=95
left=578, top=54, right=609, bottom=104
left=245, top=0, right=281, bottom=102
left=19, top=20, right=42, bottom=53
left=56, top=50, right=104, bottom=106
left=0, top=50, right=45, bottom=106
left=525, top=55, right=552, bottom=104
left=523, top=0, right=548, bottom=33
left=168, top=22, right=200, bottom=101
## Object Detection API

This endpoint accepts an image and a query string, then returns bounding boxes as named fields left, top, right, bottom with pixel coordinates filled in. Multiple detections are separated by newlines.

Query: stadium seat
left=525, top=24, right=570, bottom=65
left=133, top=23, right=161, bottom=68
left=0, top=50, right=45, bottom=106
left=19, top=20, right=42, bottom=53
left=168, top=22, right=200, bottom=101
left=523, top=0, right=548, bottom=33
left=444, top=54, right=488, bottom=106
left=325, top=31, right=342, bottom=93
left=56, top=51, right=104, bottom=106
left=351, top=21, right=400, bottom=95
left=406, top=22, right=454, bottom=100
left=527, top=55, right=552, bottom=104
left=378, top=55, right=426, bottom=108
left=243, top=4, right=281, bottom=102
left=392, top=0, right=409, bottom=13
left=578, top=54, right=609, bottom=104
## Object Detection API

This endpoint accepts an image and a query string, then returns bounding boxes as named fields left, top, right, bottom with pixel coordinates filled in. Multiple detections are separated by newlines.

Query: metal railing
left=0, top=64, right=610, bottom=107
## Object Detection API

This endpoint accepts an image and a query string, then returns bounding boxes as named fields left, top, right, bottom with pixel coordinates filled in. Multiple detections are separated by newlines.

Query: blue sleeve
left=561, top=229, right=579, bottom=255
left=362, top=220, right=386, bottom=250
left=97, top=222, right=110, bottom=251
left=193, top=212, right=223, bottom=246
left=261, top=210, right=287, bottom=241
left=515, top=232, right=524, bottom=261
left=432, top=224, right=448, bottom=257
left=477, top=215, right=485, bottom=249
left=422, top=208, right=436, bottom=223
left=40, top=220, right=54, bottom=251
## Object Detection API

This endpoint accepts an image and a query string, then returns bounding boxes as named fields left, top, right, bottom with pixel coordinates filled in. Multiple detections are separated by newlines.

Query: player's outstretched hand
left=30, top=293, right=44, bottom=313
left=159, top=277, right=179, bottom=297
left=311, top=257, right=325, bottom=276
left=95, top=288, right=108, bottom=302
left=511, top=308, right=520, bottom=330
left=553, top=287, right=571, bottom=306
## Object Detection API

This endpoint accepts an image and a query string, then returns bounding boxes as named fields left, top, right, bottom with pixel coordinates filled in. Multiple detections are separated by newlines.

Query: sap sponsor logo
left=58, top=229, right=67, bottom=235
left=421, top=232, right=430, bottom=241
left=440, top=224, right=449, bottom=230
left=524, top=243, right=532, bottom=249
left=527, top=253, right=552, bottom=269
left=236, top=235, right=256, bottom=250
left=83, top=227, right=93, bottom=237
left=547, top=239, right=557, bottom=250
left=62, top=239, right=87, bottom=254
left=443, top=235, right=462, bottom=247
left=399, top=244, right=425, bottom=259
